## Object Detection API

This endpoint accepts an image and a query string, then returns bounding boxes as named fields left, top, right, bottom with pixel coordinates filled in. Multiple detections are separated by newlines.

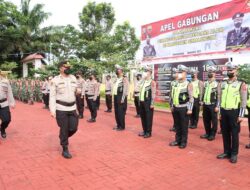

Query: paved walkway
left=0, top=101, right=249, bottom=190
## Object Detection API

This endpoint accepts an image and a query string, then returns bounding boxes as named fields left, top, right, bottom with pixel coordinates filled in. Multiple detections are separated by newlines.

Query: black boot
left=1, top=129, right=6, bottom=138
left=62, top=146, right=72, bottom=159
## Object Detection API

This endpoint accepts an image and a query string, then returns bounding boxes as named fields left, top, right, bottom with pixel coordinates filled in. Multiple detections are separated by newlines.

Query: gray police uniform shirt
left=49, top=74, right=77, bottom=114
left=105, top=80, right=112, bottom=95
left=0, top=77, right=15, bottom=108
left=86, top=80, right=99, bottom=101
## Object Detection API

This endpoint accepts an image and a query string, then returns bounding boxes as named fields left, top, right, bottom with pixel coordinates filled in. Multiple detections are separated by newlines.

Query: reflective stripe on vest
left=221, top=81, right=241, bottom=109
left=173, top=81, right=189, bottom=106
left=113, top=78, right=123, bottom=96
left=139, top=79, right=152, bottom=101
left=192, top=80, right=200, bottom=99
left=171, top=80, right=178, bottom=98
left=203, top=80, right=218, bottom=104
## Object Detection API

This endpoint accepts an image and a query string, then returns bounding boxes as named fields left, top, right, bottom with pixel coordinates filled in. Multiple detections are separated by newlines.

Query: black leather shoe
left=79, top=115, right=84, bottom=119
left=138, top=131, right=145, bottom=137
left=169, top=141, right=179, bottom=146
left=200, top=134, right=209, bottom=139
left=207, top=136, right=215, bottom=141
left=116, top=128, right=125, bottom=131
left=144, top=133, right=152, bottom=138
left=230, top=155, right=237, bottom=164
left=246, top=144, right=250, bottom=149
left=217, top=153, right=230, bottom=159
left=62, top=146, right=72, bottom=159
left=179, top=143, right=187, bottom=149
left=113, top=126, right=119, bottom=130
left=1, top=130, right=6, bottom=138
left=169, top=127, right=176, bottom=132
left=87, top=118, right=96, bottom=123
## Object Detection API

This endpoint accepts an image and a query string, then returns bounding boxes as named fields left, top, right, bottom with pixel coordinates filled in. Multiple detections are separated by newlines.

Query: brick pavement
left=0, top=101, right=249, bottom=190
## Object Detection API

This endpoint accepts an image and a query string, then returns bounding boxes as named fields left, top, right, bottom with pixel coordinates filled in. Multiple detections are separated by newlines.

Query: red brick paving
left=0, top=101, right=249, bottom=190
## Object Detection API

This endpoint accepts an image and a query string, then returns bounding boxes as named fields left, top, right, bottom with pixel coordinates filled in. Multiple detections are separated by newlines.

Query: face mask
left=208, top=73, right=213, bottom=78
left=64, top=68, right=71, bottom=75
left=227, top=72, right=234, bottom=79
left=177, top=73, right=183, bottom=80
left=191, top=74, right=195, bottom=79
left=76, top=75, right=80, bottom=79
left=136, top=77, right=140, bottom=81
left=89, top=76, right=93, bottom=80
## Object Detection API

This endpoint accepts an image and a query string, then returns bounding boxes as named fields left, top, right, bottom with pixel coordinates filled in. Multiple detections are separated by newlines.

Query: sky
left=8, top=0, right=230, bottom=36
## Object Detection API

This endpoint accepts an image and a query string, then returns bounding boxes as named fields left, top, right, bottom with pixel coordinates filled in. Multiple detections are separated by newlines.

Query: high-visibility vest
left=170, top=80, right=178, bottom=98
left=203, top=80, right=218, bottom=104
left=191, top=80, right=200, bottom=99
left=247, top=85, right=250, bottom=107
left=221, top=80, right=242, bottom=109
left=173, top=81, right=189, bottom=106
left=139, top=79, right=152, bottom=101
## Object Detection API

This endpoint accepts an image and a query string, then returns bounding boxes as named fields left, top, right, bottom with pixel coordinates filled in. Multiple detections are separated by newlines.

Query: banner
left=141, top=0, right=250, bottom=61
left=154, top=59, right=228, bottom=101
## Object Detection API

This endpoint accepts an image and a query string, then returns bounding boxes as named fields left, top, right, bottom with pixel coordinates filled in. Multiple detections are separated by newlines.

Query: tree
left=238, top=64, right=250, bottom=84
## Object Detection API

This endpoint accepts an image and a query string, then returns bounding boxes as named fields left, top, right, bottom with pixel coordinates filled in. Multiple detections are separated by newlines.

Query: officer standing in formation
left=49, top=61, right=79, bottom=159
left=0, top=70, right=15, bottom=139
left=169, top=65, right=194, bottom=149
left=86, top=73, right=99, bottom=123
left=200, top=65, right=220, bottom=141
left=104, top=75, right=112, bottom=112
left=169, top=68, right=178, bottom=132
left=42, top=77, right=50, bottom=109
left=138, top=66, right=156, bottom=138
left=217, top=62, right=247, bottom=163
left=189, top=69, right=203, bottom=129
left=113, top=65, right=129, bottom=131
left=133, top=73, right=142, bottom=118
left=246, top=85, right=250, bottom=149
left=75, top=72, right=85, bottom=119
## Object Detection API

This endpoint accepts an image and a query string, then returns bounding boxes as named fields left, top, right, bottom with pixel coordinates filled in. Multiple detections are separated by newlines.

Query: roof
left=21, top=53, right=44, bottom=63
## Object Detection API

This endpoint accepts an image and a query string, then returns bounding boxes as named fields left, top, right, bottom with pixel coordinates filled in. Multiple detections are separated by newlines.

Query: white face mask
left=142, top=72, right=148, bottom=79
left=177, top=73, right=183, bottom=80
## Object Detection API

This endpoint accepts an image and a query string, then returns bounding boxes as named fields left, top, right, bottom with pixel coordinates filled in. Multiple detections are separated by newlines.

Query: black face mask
left=191, top=74, right=195, bottom=78
left=136, top=77, right=140, bottom=80
left=227, top=72, right=235, bottom=79
left=208, top=73, right=213, bottom=78
left=64, top=68, right=71, bottom=75
left=89, top=76, right=93, bottom=80
left=76, top=75, right=80, bottom=79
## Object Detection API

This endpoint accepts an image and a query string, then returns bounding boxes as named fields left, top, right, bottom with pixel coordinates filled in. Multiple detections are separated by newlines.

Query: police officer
left=75, top=72, right=85, bottom=119
left=134, top=73, right=142, bottom=118
left=105, top=75, right=112, bottom=112
left=96, top=78, right=101, bottom=110
left=169, top=68, right=178, bottom=132
left=113, top=65, right=129, bottom=131
left=42, top=77, right=50, bottom=109
left=217, top=62, right=247, bottom=163
left=245, top=84, right=250, bottom=149
left=200, top=65, right=220, bottom=141
left=169, top=65, right=194, bottom=149
left=0, top=70, right=15, bottom=139
left=49, top=61, right=78, bottom=159
left=86, top=73, right=98, bottom=122
left=138, top=66, right=156, bottom=138
left=189, top=68, right=203, bottom=129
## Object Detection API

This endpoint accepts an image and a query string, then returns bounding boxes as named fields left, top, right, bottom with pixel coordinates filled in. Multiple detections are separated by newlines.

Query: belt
left=174, top=104, right=187, bottom=108
left=105, top=90, right=111, bottom=92
left=0, top=98, right=7, bottom=103
left=56, top=100, right=75, bottom=107
left=221, top=108, right=238, bottom=111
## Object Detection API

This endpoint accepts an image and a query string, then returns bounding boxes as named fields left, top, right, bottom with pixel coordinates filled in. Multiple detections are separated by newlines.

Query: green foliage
left=0, top=61, right=18, bottom=71
left=238, top=64, right=250, bottom=84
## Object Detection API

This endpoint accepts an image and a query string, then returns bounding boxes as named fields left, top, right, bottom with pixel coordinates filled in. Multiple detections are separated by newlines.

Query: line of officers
left=49, top=61, right=156, bottom=159
left=168, top=62, right=250, bottom=164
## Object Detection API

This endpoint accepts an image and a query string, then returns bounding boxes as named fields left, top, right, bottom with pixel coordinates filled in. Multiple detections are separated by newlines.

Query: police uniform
left=169, top=65, right=194, bottom=148
left=226, top=12, right=250, bottom=50
left=113, top=65, right=129, bottom=131
left=105, top=76, right=112, bottom=112
left=217, top=62, right=247, bottom=163
left=138, top=67, right=156, bottom=138
left=76, top=76, right=85, bottom=118
left=134, top=73, right=143, bottom=117
left=169, top=68, right=178, bottom=132
left=245, top=85, right=250, bottom=149
left=200, top=65, right=220, bottom=140
left=189, top=69, right=203, bottom=129
left=42, top=79, right=50, bottom=109
left=96, top=80, right=101, bottom=110
left=86, top=78, right=99, bottom=122
left=49, top=62, right=78, bottom=159
left=85, top=80, right=90, bottom=109
left=0, top=71, right=15, bottom=138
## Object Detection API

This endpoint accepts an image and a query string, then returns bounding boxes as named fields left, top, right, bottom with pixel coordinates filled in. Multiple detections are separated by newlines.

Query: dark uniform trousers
left=174, top=107, right=189, bottom=144
left=247, top=107, right=250, bottom=135
left=76, top=94, right=84, bottom=116
left=97, top=95, right=100, bottom=110
left=42, top=93, right=49, bottom=107
left=203, top=104, right=218, bottom=137
left=221, top=108, right=240, bottom=156
left=171, top=110, right=178, bottom=129
left=134, top=96, right=140, bottom=115
left=140, top=101, right=154, bottom=134
left=114, top=95, right=127, bottom=129
left=85, top=93, right=90, bottom=108
left=56, top=110, right=78, bottom=146
left=0, top=106, right=11, bottom=133
left=88, top=96, right=97, bottom=119
left=105, top=94, right=112, bottom=110
left=190, top=97, right=200, bottom=126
